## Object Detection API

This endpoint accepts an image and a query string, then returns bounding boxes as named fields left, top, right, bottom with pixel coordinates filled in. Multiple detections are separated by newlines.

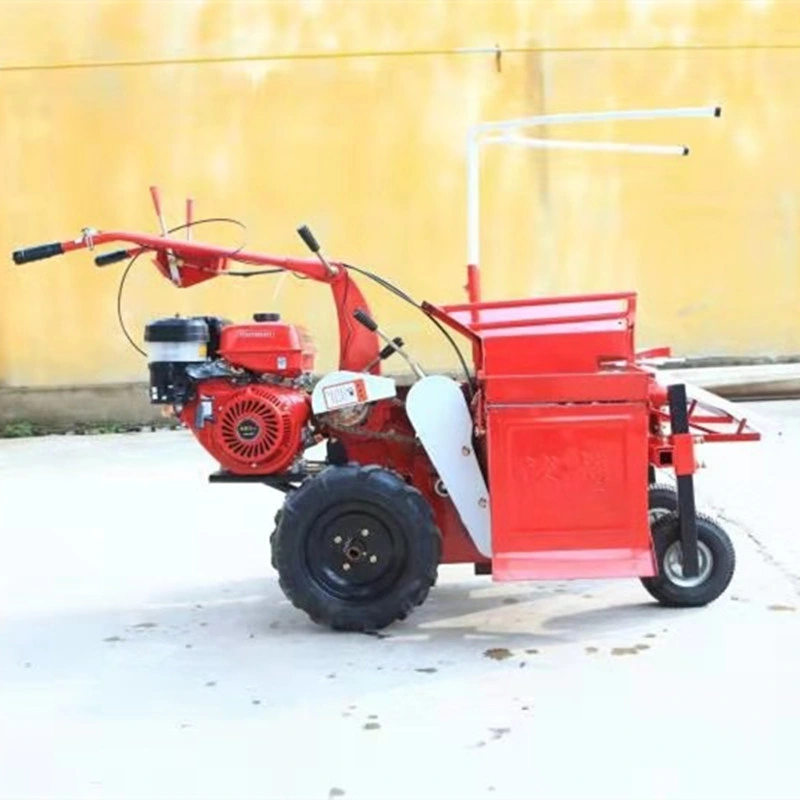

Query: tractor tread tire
left=648, top=483, right=678, bottom=513
left=271, top=463, right=442, bottom=632
left=641, top=510, right=736, bottom=607
left=269, top=508, right=283, bottom=571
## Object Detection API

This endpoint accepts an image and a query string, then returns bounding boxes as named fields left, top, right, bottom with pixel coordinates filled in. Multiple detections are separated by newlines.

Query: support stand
left=667, top=383, right=700, bottom=577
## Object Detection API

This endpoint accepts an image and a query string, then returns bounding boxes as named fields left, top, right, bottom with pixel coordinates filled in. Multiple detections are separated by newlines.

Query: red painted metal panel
left=482, top=330, right=635, bottom=374
left=486, top=402, right=656, bottom=580
left=483, top=371, right=650, bottom=405
left=442, top=291, right=636, bottom=313
left=492, top=548, right=656, bottom=581
left=672, top=433, right=697, bottom=475
left=426, top=294, right=636, bottom=374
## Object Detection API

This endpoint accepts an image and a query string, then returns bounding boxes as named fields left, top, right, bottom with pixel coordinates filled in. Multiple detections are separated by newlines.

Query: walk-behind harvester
left=12, top=105, right=764, bottom=631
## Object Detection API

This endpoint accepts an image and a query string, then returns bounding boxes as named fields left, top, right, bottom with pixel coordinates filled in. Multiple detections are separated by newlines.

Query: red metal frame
left=655, top=401, right=761, bottom=444
left=424, top=288, right=759, bottom=578
left=57, top=229, right=382, bottom=375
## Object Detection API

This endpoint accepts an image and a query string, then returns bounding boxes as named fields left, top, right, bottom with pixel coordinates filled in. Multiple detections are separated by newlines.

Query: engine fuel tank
left=218, top=319, right=315, bottom=377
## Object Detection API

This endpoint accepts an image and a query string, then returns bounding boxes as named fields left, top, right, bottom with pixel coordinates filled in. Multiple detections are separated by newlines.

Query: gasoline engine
left=144, top=313, right=317, bottom=475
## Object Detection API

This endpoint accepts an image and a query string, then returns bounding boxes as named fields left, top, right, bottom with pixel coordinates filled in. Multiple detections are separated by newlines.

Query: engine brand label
left=236, top=419, right=261, bottom=441
left=322, top=379, right=367, bottom=410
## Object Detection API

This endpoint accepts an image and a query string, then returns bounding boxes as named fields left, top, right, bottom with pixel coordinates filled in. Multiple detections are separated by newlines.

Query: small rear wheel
left=641, top=511, right=735, bottom=607
left=648, top=483, right=678, bottom=524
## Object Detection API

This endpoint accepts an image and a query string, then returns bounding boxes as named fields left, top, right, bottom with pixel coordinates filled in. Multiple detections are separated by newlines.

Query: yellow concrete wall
left=1, top=0, right=799, bottom=388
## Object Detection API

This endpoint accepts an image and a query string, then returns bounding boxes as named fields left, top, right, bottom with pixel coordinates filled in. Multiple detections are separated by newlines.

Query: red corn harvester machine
left=12, top=104, right=763, bottom=631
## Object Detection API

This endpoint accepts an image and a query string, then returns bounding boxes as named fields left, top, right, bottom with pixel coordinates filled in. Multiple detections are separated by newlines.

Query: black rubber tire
left=269, top=508, right=282, bottom=571
left=271, top=464, right=441, bottom=632
left=640, top=511, right=736, bottom=607
left=648, top=483, right=678, bottom=521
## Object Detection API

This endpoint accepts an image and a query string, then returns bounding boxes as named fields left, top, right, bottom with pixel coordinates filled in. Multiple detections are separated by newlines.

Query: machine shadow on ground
left=3, top=571, right=694, bottom=680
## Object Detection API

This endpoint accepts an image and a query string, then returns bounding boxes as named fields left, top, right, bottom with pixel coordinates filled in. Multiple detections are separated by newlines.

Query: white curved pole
left=465, top=105, right=722, bottom=286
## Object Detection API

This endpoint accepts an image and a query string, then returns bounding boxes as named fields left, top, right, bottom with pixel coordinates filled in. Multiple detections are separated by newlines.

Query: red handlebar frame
left=60, top=229, right=335, bottom=282
left=30, top=228, right=382, bottom=375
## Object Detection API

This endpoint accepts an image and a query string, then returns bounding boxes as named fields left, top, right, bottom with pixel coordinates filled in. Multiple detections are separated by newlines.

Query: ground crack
left=713, top=506, right=800, bottom=596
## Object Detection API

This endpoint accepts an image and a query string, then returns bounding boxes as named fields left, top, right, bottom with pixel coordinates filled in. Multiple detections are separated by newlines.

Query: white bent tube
left=473, top=105, right=721, bottom=136
left=465, top=104, right=722, bottom=281
left=482, top=135, right=689, bottom=157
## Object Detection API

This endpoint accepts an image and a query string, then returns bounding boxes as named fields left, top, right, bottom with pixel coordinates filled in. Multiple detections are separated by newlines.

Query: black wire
left=224, top=263, right=284, bottom=277
left=167, top=217, right=283, bottom=276
left=166, top=216, right=247, bottom=247
left=341, top=262, right=474, bottom=393
left=112, top=217, right=474, bottom=390
left=114, top=216, right=287, bottom=356
left=117, top=249, right=148, bottom=357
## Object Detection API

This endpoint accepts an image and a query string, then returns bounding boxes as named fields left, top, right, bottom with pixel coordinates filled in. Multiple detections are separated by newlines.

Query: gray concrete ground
left=1, top=402, right=799, bottom=800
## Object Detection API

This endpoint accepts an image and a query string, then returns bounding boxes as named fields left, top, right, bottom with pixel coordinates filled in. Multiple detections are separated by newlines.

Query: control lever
left=353, top=308, right=425, bottom=379
left=362, top=336, right=405, bottom=373
left=150, top=185, right=181, bottom=285
left=296, top=224, right=338, bottom=277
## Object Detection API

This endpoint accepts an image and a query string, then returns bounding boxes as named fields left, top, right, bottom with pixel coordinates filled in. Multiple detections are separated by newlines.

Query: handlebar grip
left=296, top=224, right=320, bottom=253
left=353, top=308, right=378, bottom=332
left=95, top=249, right=131, bottom=267
left=12, top=242, right=64, bottom=265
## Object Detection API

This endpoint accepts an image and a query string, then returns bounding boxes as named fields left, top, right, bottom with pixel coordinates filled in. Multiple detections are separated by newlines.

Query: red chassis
left=12, top=201, right=761, bottom=630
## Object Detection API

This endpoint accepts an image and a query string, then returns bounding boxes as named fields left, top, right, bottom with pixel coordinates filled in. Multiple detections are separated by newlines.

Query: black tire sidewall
left=273, top=464, right=441, bottom=630
left=648, top=484, right=678, bottom=515
left=642, top=511, right=735, bottom=606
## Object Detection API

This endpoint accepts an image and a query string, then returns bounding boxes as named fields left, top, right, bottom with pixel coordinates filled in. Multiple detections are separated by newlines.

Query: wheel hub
left=305, top=507, right=407, bottom=600
left=663, top=540, right=714, bottom=588
left=345, top=542, right=364, bottom=562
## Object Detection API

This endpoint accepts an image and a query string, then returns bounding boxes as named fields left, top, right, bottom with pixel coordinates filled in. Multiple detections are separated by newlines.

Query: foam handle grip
left=353, top=308, right=378, bottom=332
left=95, top=249, right=130, bottom=267
left=12, top=242, right=64, bottom=264
left=296, top=224, right=320, bottom=253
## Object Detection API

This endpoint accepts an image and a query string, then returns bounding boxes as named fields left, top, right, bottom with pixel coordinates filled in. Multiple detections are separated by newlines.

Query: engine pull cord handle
left=353, top=308, right=425, bottom=379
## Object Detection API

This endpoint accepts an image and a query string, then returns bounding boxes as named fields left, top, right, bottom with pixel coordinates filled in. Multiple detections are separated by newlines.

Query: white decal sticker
left=322, top=379, right=366, bottom=410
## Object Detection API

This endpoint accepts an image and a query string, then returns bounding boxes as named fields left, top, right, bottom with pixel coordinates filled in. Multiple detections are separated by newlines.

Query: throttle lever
left=296, top=224, right=337, bottom=277
left=353, top=308, right=378, bottom=332
left=362, top=336, right=405, bottom=373
left=297, top=224, right=320, bottom=253
left=353, top=308, right=425, bottom=379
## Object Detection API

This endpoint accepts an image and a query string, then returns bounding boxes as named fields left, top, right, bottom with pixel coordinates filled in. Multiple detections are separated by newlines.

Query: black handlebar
left=296, top=224, right=320, bottom=253
left=12, top=242, right=64, bottom=265
left=94, top=249, right=131, bottom=267
left=353, top=308, right=378, bottom=332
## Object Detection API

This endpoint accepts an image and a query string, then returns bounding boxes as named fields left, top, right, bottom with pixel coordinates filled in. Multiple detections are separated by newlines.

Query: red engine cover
left=218, top=321, right=315, bottom=377
left=183, top=381, right=311, bottom=475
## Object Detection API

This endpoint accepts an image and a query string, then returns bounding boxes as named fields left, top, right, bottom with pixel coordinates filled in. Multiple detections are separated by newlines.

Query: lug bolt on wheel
left=369, top=555, right=378, bottom=564
left=361, top=529, right=369, bottom=537
left=334, top=536, right=342, bottom=544
left=342, top=563, right=351, bottom=571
